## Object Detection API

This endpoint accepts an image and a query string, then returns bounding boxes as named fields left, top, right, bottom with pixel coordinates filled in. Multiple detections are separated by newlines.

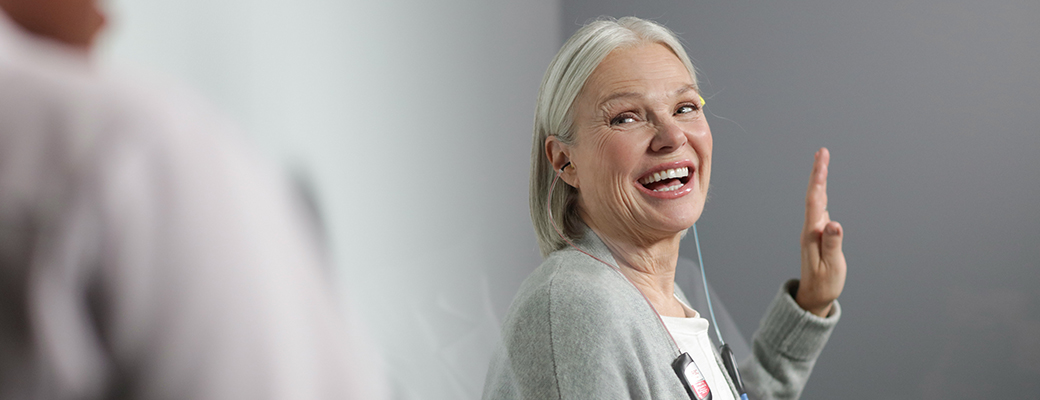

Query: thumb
left=821, top=221, right=844, bottom=262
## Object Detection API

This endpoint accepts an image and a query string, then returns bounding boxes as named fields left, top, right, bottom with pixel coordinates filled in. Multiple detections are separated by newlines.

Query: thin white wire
left=691, top=224, right=725, bottom=345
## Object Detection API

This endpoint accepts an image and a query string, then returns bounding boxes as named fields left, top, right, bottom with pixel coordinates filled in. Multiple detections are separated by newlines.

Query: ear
left=545, top=136, right=579, bottom=188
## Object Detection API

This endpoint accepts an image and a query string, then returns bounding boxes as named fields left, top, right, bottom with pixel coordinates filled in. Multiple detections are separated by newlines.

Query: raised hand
left=795, top=148, right=846, bottom=317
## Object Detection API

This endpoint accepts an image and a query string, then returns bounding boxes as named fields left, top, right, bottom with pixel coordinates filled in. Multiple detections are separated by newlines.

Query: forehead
left=580, top=43, right=693, bottom=103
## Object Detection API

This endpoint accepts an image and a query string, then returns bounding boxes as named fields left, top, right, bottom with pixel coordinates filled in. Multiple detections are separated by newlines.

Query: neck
left=587, top=223, right=687, bottom=318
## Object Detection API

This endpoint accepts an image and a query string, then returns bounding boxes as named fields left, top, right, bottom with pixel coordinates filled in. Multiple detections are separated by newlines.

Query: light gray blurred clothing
left=0, top=14, right=385, bottom=400
left=482, top=227, right=840, bottom=400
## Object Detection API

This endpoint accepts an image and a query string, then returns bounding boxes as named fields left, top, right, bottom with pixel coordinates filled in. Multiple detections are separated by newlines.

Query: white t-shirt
left=660, top=298, right=736, bottom=400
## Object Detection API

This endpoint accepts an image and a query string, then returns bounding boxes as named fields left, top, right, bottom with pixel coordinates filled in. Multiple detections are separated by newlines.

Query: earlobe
left=561, top=166, right=579, bottom=188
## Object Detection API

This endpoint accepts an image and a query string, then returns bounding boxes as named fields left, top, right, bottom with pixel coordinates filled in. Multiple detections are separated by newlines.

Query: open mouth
left=638, top=167, right=691, bottom=192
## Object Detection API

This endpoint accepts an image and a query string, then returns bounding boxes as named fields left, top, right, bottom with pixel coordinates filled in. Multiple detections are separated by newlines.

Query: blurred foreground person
left=0, top=1, right=386, bottom=399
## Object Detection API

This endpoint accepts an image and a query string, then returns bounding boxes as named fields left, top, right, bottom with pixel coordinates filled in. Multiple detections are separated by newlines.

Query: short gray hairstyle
left=530, top=16, right=699, bottom=257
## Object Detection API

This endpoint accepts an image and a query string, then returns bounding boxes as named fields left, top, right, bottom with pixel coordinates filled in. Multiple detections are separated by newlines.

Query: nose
left=649, top=117, right=688, bottom=153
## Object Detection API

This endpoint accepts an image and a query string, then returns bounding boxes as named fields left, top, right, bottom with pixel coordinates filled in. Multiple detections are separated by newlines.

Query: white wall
left=101, top=1, right=560, bottom=398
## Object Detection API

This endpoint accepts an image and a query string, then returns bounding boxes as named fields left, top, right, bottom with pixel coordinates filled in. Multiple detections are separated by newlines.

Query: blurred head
left=531, top=16, right=708, bottom=257
left=0, top=0, right=106, bottom=50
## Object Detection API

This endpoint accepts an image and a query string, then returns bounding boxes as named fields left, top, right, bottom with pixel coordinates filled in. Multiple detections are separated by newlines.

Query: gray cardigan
left=482, top=230, right=840, bottom=400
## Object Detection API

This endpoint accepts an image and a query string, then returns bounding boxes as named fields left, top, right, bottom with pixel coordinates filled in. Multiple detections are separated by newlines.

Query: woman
left=483, top=17, right=845, bottom=400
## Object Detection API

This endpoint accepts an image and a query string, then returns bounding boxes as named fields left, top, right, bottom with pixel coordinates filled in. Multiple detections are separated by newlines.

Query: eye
left=610, top=113, right=638, bottom=126
left=675, top=103, right=700, bottom=116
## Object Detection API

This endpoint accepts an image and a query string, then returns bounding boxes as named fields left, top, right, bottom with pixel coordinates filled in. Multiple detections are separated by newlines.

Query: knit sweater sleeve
left=739, top=279, right=841, bottom=400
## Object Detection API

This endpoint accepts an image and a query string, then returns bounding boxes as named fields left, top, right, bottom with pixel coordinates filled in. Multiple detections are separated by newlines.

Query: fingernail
left=825, top=225, right=838, bottom=235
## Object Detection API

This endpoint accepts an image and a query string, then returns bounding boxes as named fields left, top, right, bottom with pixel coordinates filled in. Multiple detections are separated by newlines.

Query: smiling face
left=558, top=43, right=712, bottom=245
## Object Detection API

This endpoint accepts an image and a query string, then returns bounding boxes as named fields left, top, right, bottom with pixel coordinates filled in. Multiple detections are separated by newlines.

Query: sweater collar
left=568, top=224, right=621, bottom=270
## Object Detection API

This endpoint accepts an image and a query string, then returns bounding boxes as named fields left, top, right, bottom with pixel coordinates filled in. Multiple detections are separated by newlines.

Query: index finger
left=804, top=147, right=830, bottom=231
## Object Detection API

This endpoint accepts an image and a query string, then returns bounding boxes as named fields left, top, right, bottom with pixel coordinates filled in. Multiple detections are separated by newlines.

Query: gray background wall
left=100, top=0, right=1039, bottom=398
left=562, top=1, right=1040, bottom=398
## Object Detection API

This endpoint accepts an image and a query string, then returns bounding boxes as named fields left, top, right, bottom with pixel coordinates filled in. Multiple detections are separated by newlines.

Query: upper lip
left=636, top=160, right=696, bottom=184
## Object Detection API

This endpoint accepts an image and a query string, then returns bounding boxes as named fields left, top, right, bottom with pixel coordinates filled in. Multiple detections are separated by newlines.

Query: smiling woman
left=550, top=43, right=711, bottom=260
left=484, top=16, right=845, bottom=400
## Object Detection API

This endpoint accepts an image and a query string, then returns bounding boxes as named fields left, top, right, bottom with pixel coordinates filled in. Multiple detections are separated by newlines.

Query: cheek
left=691, top=127, right=712, bottom=166
left=700, top=140, right=712, bottom=187
left=701, top=134, right=712, bottom=171
left=690, top=122, right=712, bottom=151
left=683, top=124, right=712, bottom=188
left=575, top=132, right=635, bottom=175
left=573, top=139, right=642, bottom=210
left=589, top=142, right=643, bottom=199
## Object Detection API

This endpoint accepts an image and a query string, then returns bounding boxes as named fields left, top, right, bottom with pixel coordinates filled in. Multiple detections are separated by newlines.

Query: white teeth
left=653, top=182, right=684, bottom=192
left=639, top=167, right=690, bottom=185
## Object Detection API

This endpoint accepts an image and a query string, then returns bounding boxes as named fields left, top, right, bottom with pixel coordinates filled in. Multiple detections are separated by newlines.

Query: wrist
left=793, top=281, right=834, bottom=317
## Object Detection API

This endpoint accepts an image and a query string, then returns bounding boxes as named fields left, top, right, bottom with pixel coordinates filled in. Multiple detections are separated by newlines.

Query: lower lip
left=635, top=172, right=696, bottom=199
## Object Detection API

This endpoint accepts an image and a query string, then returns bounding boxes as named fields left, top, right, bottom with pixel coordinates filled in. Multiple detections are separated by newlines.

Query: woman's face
left=563, top=43, right=712, bottom=244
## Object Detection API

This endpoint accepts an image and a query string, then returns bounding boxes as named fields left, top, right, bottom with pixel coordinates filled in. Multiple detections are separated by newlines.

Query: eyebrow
left=598, top=84, right=699, bottom=106
left=599, top=91, right=642, bottom=105
left=675, top=84, right=698, bottom=96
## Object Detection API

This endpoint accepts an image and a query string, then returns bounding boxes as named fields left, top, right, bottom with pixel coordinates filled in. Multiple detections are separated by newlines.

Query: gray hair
left=530, top=16, right=699, bottom=257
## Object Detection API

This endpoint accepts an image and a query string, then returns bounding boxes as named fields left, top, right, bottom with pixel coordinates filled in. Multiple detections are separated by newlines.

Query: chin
left=649, top=215, right=699, bottom=238
left=663, top=202, right=704, bottom=227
